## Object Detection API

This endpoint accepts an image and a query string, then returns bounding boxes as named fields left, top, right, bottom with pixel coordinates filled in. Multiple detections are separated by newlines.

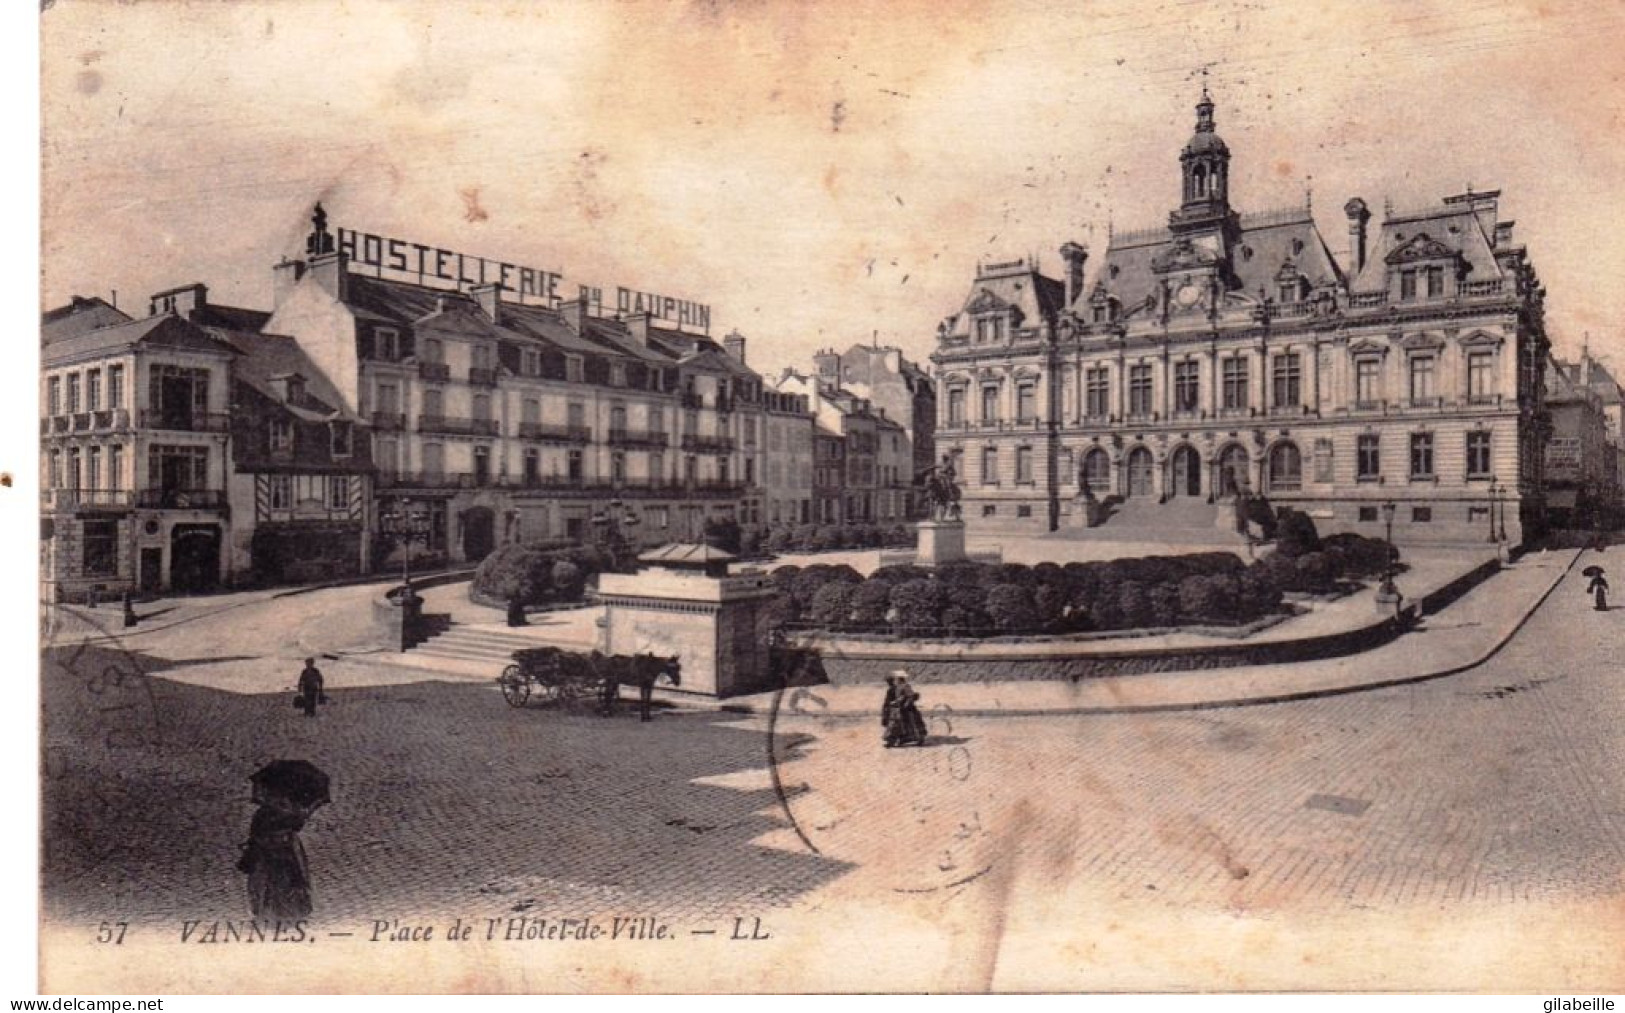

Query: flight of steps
left=409, top=623, right=563, bottom=666
left=1050, top=496, right=1248, bottom=546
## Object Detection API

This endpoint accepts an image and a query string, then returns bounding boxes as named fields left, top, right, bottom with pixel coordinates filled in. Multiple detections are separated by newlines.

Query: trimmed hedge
left=756, top=522, right=913, bottom=555
left=470, top=540, right=612, bottom=607
left=772, top=522, right=1397, bottom=639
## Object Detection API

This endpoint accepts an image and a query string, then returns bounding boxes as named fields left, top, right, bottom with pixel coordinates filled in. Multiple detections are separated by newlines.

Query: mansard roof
left=941, top=260, right=1065, bottom=338
left=1086, top=206, right=1343, bottom=314
left=1351, top=197, right=1504, bottom=293
left=42, top=296, right=132, bottom=346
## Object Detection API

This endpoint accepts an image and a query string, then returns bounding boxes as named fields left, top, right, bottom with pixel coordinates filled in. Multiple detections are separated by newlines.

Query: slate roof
left=1350, top=197, right=1504, bottom=293
left=42, top=313, right=236, bottom=365
left=217, top=329, right=359, bottom=422
left=41, top=297, right=132, bottom=346
left=1089, top=206, right=1344, bottom=314
left=941, top=260, right=1066, bottom=338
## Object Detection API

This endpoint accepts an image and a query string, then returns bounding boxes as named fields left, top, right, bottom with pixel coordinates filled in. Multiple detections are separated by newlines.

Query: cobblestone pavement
left=37, top=557, right=1625, bottom=990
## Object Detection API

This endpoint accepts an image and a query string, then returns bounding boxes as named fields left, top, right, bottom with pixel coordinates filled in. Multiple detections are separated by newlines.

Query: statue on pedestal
left=916, top=453, right=962, bottom=522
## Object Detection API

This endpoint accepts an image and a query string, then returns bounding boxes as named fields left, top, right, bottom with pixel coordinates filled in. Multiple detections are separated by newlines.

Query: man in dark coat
left=297, top=658, right=325, bottom=718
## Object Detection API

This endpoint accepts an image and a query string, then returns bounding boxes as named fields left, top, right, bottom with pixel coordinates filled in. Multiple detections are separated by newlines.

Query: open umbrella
left=1582, top=565, right=1605, bottom=578
left=250, top=760, right=331, bottom=811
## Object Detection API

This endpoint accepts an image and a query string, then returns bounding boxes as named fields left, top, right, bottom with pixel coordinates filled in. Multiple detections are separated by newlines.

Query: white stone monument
left=915, top=518, right=967, bottom=567
left=594, top=543, right=779, bottom=698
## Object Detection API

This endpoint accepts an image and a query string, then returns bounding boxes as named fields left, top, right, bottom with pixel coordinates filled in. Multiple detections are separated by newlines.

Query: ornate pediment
left=1457, top=329, right=1505, bottom=349
left=1348, top=337, right=1389, bottom=358
left=1150, top=236, right=1221, bottom=274
left=1398, top=331, right=1446, bottom=351
left=965, top=288, right=1013, bottom=315
left=1385, top=232, right=1459, bottom=265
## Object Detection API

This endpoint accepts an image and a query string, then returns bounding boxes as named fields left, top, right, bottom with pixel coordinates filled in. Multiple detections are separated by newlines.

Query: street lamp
left=1496, top=481, right=1509, bottom=543
left=590, top=497, right=641, bottom=571
left=379, top=497, right=432, bottom=593
left=1377, top=500, right=1401, bottom=608
left=1486, top=477, right=1500, bottom=544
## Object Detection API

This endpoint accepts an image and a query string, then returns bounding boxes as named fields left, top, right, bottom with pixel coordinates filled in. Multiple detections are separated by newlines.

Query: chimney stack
left=624, top=311, right=652, bottom=349
left=470, top=283, right=502, bottom=322
left=559, top=297, right=589, bottom=335
left=1344, top=198, right=1371, bottom=276
left=149, top=283, right=208, bottom=319
left=1059, top=242, right=1088, bottom=306
left=723, top=329, right=747, bottom=365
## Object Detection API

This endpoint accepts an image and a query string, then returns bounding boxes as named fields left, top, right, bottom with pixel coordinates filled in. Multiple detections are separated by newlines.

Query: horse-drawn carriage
left=498, top=646, right=681, bottom=721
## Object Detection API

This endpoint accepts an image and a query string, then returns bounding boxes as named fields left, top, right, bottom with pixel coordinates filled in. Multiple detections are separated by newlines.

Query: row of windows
left=46, top=365, right=129, bottom=417
left=974, top=502, right=1475, bottom=525
left=268, top=418, right=353, bottom=457
left=46, top=444, right=127, bottom=490
left=266, top=474, right=352, bottom=511
left=376, top=442, right=747, bottom=485
left=944, top=351, right=1498, bottom=422
left=952, top=430, right=1495, bottom=489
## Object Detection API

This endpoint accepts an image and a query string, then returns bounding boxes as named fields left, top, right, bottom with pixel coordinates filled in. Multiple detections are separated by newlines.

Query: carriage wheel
left=499, top=666, right=531, bottom=708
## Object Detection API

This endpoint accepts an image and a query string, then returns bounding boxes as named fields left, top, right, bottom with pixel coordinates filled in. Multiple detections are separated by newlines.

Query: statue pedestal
left=916, top=518, right=967, bottom=567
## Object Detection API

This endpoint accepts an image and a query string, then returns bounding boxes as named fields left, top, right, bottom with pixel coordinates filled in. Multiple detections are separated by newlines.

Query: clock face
left=1175, top=282, right=1202, bottom=308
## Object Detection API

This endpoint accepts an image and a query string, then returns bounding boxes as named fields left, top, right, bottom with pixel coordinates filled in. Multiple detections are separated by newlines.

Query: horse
left=597, top=653, right=683, bottom=722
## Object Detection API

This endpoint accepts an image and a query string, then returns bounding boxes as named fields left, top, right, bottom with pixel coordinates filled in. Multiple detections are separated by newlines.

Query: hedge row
left=766, top=531, right=1397, bottom=638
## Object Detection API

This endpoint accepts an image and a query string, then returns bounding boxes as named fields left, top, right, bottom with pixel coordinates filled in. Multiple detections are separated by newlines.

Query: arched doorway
left=1126, top=447, right=1154, bottom=498
left=1217, top=444, right=1249, bottom=500
left=1081, top=448, right=1111, bottom=498
left=1268, top=441, right=1303, bottom=492
left=1169, top=445, right=1202, bottom=497
left=460, top=506, right=496, bottom=563
left=169, top=525, right=220, bottom=593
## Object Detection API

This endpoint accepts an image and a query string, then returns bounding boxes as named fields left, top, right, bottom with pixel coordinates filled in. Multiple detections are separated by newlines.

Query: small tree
left=985, top=583, right=1036, bottom=633
left=890, top=578, right=947, bottom=635
left=808, top=582, right=856, bottom=629
left=847, top=579, right=894, bottom=631
left=1274, top=508, right=1322, bottom=558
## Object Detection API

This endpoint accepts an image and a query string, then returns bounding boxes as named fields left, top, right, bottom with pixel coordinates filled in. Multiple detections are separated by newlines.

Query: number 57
left=96, top=921, right=128, bottom=944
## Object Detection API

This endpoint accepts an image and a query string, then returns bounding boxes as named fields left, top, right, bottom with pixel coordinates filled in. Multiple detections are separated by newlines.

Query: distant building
left=812, top=342, right=936, bottom=479
left=1546, top=352, right=1622, bottom=528
left=932, top=88, right=1552, bottom=544
left=771, top=369, right=908, bottom=523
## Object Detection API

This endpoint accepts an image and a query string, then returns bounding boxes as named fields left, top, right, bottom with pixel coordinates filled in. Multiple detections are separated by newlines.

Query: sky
left=38, top=0, right=1625, bottom=380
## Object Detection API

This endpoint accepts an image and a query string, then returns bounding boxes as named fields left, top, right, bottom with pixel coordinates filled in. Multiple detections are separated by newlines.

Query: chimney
left=1494, top=220, right=1516, bottom=249
left=1059, top=241, right=1088, bottom=306
left=149, top=283, right=208, bottom=319
left=308, top=251, right=349, bottom=302
left=559, top=297, right=589, bottom=335
left=723, top=330, right=747, bottom=365
left=1344, top=197, right=1371, bottom=275
left=470, top=283, right=502, bottom=321
left=624, top=311, right=655, bottom=349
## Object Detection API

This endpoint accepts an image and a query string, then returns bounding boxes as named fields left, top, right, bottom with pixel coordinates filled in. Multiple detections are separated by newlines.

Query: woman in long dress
left=1589, top=572, right=1609, bottom=612
left=887, top=673, right=929, bottom=748
left=240, top=796, right=313, bottom=920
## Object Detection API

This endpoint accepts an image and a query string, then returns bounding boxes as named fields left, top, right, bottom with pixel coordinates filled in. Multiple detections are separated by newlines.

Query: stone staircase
left=1052, top=496, right=1248, bottom=546
left=409, top=623, right=578, bottom=666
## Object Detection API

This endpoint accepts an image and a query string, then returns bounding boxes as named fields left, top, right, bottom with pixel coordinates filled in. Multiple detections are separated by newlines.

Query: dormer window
left=1426, top=265, right=1444, bottom=298
left=376, top=328, right=400, bottom=361
left=1401, top=269, right=1417, bottom=301
left=521, top=349, right=541, bottom=377
left=330, top=421, right=353, bottom=458
left=610, top=362, right=627, bottom=387
left=975, top=316, right=1007, bottom=343
left=565, top=356, right=584, bottom=383
left=269, top=419, right=293, bottom=453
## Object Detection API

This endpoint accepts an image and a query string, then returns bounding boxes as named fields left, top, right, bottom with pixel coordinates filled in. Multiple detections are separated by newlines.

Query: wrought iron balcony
left=136, top=488, right=227, bottom=509
left=467, top=366, right=499, bottom=387
left=681, top=434, right=736, bottom=454
left=418, top=415, right=500, bottom=436
left=138, top=410, right=232, bottom=433
left=370, top=411, right=407, bottom=431
left=517, top=421, right=591, bottom=442
left=418, top=362, right=451, bottom=381
left=608, top=428, right=670, bottom=448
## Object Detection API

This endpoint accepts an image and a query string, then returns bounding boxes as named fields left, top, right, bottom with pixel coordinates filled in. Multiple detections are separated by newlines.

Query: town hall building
left=932, top=89, right=1551, bottom=545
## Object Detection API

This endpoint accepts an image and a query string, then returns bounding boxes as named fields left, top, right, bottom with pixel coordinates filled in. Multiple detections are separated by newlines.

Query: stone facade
left=932, top=89, right=1551, bottom=546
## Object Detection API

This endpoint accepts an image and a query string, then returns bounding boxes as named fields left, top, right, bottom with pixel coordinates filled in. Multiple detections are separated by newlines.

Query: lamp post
left=1496, top=481, right=1509, bottom=544
left=590, top=497, right=641, bottom=572
left=380, top=498, right=432, bottom=593
left=1487, top=477, right=1500, bottom=543
left=1376, top=500, right=1401, bottom=612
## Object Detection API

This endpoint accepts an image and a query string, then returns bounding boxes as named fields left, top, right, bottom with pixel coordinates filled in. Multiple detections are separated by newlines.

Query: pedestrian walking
left=239, top=795, right=314, bottom=921
left=880, top=674, right=900, bottom=746
left=296, top=658, right=325, bottom=718
left=239, top=760, right=329, bottom=922
left=1587, top=569, right=1609, bottom=612
left=885, top=671, right=928, bottom=748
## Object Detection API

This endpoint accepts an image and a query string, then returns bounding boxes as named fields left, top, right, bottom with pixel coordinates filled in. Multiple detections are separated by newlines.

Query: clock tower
left=1155, top=87, right=1240, bottom=318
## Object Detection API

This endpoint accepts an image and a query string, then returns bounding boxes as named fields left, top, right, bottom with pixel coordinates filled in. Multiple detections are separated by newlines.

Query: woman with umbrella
left=238, top=760, right=330, bottom=921
left=885, top=671, right=929, bottom=748
left=1584, top=565, right=1609, bottom=612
